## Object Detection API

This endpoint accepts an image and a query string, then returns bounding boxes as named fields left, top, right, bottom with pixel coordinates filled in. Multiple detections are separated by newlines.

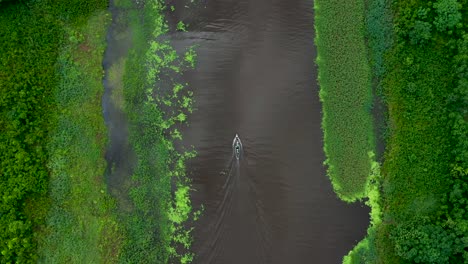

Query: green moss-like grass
left=38, top=10, right=124, bottom=263
left=314, top=0, right=375, bottom=201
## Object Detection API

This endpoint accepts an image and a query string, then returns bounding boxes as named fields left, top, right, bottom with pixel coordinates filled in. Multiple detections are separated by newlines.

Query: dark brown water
left=167, top=0, right=371, bottom=263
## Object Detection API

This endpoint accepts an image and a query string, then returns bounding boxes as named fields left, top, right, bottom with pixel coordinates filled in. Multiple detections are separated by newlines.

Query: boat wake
left=197, top=138, right=272, bottom=264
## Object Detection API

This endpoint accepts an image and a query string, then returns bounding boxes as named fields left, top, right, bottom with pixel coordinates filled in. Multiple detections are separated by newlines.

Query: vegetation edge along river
left=314, top=0, right=376, bottom=202
left=0, top=0, right=197, bottom=262
left=114, top=0, right=197, bottom=262
left=315, top=0, right=468, bottom=262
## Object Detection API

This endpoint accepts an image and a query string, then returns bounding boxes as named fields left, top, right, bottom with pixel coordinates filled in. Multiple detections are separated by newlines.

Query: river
left=167, top=0, right=370, bottom=263
left=102, top=0, right=370, bottom=263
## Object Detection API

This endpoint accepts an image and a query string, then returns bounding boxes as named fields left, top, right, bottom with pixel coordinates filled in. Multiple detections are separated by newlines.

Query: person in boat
left=233, top=134, right=242, bottom=159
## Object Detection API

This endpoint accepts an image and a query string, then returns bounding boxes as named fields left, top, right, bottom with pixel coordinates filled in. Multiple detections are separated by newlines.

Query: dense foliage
left=0, top=1, right=122, bottom=262
left=314, top=0, right=375, bottom=201
left=381, top=0, right=467, bottom=262
left=344, top=0, right=468, bottom=262
left=0, top=3, right=60, bottom=262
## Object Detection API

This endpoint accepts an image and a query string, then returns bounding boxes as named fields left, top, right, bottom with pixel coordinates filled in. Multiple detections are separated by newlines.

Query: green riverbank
left=112, top=0, right=197, bottom=263
left=364, top=0, right=467, bottom=262
left=39, top=8, right=124, bottom=264
left=0, top=0, right=197, bottom=262
left=315, top=0, right=468, bottom=262
left=314, top=0, right=376, bottom=202
left=0, top=1, right=122, bottom=262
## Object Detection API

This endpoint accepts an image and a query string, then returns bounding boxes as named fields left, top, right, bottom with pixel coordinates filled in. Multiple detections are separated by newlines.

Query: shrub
left=433, top=0, right=462, bottom=32
left=0, top=2, right=61, bottom=261
left=392, top=219, right=454, bottom=264
left=409, top=20, right=432, bottom=45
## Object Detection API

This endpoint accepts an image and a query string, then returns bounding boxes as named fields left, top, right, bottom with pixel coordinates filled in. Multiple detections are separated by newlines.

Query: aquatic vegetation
left=184, top=47, right=197, bottom=69
left=119, top=0, right=198, bottom=262
left=177, top=21, right=188, bottom=32
left=109, top=58, right=127, bottom=111
left=314, top=0, right=375, bottom=201
left=343, top=154, right=382, bottom=264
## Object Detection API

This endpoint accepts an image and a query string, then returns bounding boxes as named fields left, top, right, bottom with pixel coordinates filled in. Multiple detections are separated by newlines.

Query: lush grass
left=314, top=0, right=375, bottom=201
left=38, top=9, right=123, bottom=263
left=0, top=1, right=123, bottom=262
left=116, top=0, right=197, bottom=263
left=342, top=0, right=392, bottom=262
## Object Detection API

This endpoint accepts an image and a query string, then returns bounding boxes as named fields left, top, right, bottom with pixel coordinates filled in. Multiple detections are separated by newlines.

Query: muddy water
left=102, top=1, right=135, bottom=205
left=167, top=0, right=370, bottom=263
